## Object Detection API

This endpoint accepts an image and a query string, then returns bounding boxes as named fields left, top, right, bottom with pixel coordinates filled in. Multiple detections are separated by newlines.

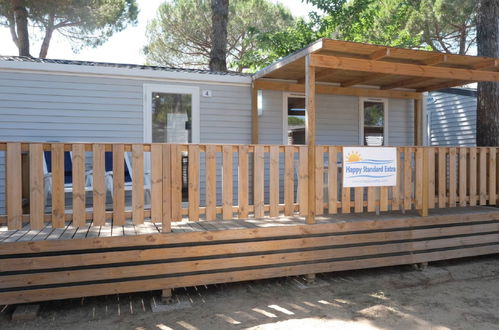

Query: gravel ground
left=2, top=254, right=499, bottom=330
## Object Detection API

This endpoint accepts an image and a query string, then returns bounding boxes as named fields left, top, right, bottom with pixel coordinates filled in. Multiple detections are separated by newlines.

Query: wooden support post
left=161, top=288, right=174, bottom=304
left=305, top=55, right=316, bottom=225
left=251, top=83, right=259, bottom=144
left=419, top=148, right=429, bottom=216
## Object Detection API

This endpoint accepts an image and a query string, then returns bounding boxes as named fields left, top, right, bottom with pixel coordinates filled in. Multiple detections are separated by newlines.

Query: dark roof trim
left=0, top=55, right=249, bottom=77
left=434, top=87, right=477, bottom=97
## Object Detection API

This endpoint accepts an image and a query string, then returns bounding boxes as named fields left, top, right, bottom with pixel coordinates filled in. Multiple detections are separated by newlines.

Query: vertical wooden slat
left=299, top=146, right=309, bottom=216
left=112, top=144, right=125, bottom=226
left=449, top=148, right=457, bottom=207
left=188, top=144, right=200, bottom=221
left=342, top=187, right=350, bottom=214
left=419, top=148, right=430, bottom=217
left=151, top=144, right=163, bottom=223
left=253, top=145, right=264, bottom=218
left=415, top=147, right=423, bottom=210
left=367, top=187, right=375, bottom=212
left=171, top=145, right=183, bottom=221
left=489, top=147, right=496, bottom=205
left=459, top=148, right=467, bottom=207
left=438, top=148, right=447, bottom=208
left=29, top=144, right=44, bottom=230
left=6, top=143, right=22, bottom=230
left=391, top=148, right=401, bottom=211
left=205, top=145, right=217, bottom=220
left=92, top=144, right=106, bottom=226
left=161, top=144, right=171, bottom=232
left=479, top=148, right=487, bottom=205
left=132, top=144, right=144, bottom=224
left=327, top=146, right=338, bottom=214
left=380, top=187, right=388, bottom=212
left=72, top=144, right=86, bottom=227
left=314, top=146, right=323, bottom=215
left=427, top=147, right=435, bottom=209
left=238, top=145, right=249, bottom=219
left=469, top=148, right=477, bottom=206
left=52, top=144, right=65, bottom=228
left=403, top=148, right=412, bottom=210
left=222, top=145, right=233, bottom=220
left=354, top=187, right=363, bottom=213
left=269, top=146, right=279, bottom=217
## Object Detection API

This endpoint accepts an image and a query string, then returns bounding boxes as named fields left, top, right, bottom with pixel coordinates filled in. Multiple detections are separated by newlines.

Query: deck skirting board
left=0, top=210, right=499, bottom=305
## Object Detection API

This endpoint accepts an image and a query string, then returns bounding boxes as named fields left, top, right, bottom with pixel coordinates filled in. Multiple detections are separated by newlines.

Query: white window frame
left=359, top=97, right=389, bottom=146
left=143, top=84, right=200, bottom=143
left=283, top=92, right=306, bottom=145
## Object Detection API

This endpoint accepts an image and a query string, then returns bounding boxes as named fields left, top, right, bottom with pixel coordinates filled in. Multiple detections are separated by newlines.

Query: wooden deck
left=2, top=207, right=495, bottom=243
left=1, top=206, right=499, bottom=305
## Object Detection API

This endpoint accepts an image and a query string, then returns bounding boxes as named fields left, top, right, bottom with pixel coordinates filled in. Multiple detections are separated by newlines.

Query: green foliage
left=288, top=116, right=305, bottom=126
left=0, top=0, right=138, bottom=55
left=143, top=0, right=295, bottom=71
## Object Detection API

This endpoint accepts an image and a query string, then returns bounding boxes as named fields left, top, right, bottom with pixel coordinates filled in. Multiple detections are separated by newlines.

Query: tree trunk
left=11, top=0, right=30, bottom=57
left=209, top=0, right=229, bottom=72
left=39, top=13, right=55, bottom=59
left=476, top=0, right=499, bottom=146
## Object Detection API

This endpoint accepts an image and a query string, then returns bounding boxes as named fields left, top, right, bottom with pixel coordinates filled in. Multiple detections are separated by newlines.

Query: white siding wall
left=259, top=92, right=414, bottom=146
left=428, top=89, right=476, bottom=146
left=0, top=70, right=251, bottom=213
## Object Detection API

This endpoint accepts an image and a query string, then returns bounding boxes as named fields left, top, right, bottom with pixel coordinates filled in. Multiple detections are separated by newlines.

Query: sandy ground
left=2, top=254, right=499, bottom=330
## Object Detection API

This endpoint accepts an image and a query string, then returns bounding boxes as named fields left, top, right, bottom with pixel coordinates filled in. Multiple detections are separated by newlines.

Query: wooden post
left=251, top=83, right=259, bottom=144
left=419, top=148, right=429, bottom=216
left=305, top=55, right=316, bottom=225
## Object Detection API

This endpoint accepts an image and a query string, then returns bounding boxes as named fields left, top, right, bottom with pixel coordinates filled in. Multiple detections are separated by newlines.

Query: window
left=143, top=84, right=200, bottom=143
left=285, top=95, right=306, bottom=145
left=360, top=98, right=388, bottom=146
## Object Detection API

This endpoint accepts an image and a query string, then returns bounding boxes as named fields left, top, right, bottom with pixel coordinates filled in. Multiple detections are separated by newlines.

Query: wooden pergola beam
left=420, top=54, right=448, bottom=66
left=417, top=80, right=473, bottom=92
left=309, top=54, right=499, bottom=83
left=369, top=48, right=391, bottom=60
left=341, top=73, right=389, bottom=87
left=472, top=58, right=498, bottom=70
left=253, top=79, right=423, bottom=100
left=380, top=77, right=429, bottom=90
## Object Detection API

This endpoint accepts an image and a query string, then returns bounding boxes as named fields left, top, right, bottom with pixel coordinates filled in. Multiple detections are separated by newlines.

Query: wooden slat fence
left=0, top=143, right=498, bottom=230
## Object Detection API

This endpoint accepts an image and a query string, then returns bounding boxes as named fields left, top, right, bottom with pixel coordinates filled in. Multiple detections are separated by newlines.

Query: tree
left=0, top=0, right=138, bottom=58
left=476, top=0, right=499, bottom=146
left=143, top=0, right=295, bottom=72
left=304, top=0, right=477, bottom=54
left=209, top=0, right=229, bottom=72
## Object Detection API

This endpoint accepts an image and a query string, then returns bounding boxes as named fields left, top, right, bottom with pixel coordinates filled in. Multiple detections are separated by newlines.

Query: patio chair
left=104, top=152, right=151, bottom=205
left=43, top=151, right=93, bottom=205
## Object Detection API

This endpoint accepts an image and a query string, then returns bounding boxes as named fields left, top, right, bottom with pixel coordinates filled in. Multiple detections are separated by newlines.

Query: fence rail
left=0, top=142, right=497, bottom=231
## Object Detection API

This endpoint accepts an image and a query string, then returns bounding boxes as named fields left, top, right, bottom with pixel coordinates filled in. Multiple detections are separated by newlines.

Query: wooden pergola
left=251, top=38, right=499, bottom=223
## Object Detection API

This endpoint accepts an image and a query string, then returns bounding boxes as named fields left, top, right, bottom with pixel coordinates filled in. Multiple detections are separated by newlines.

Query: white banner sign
left=343, top=147, right=397, bottom=187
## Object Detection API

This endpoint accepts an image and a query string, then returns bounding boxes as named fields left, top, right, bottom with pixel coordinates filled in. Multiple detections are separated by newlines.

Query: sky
left=0, top=0, right=318, bottom=65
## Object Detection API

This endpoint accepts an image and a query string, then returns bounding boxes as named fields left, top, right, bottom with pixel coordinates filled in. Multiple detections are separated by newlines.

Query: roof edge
left=0, top=57, right=252, bottom=85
